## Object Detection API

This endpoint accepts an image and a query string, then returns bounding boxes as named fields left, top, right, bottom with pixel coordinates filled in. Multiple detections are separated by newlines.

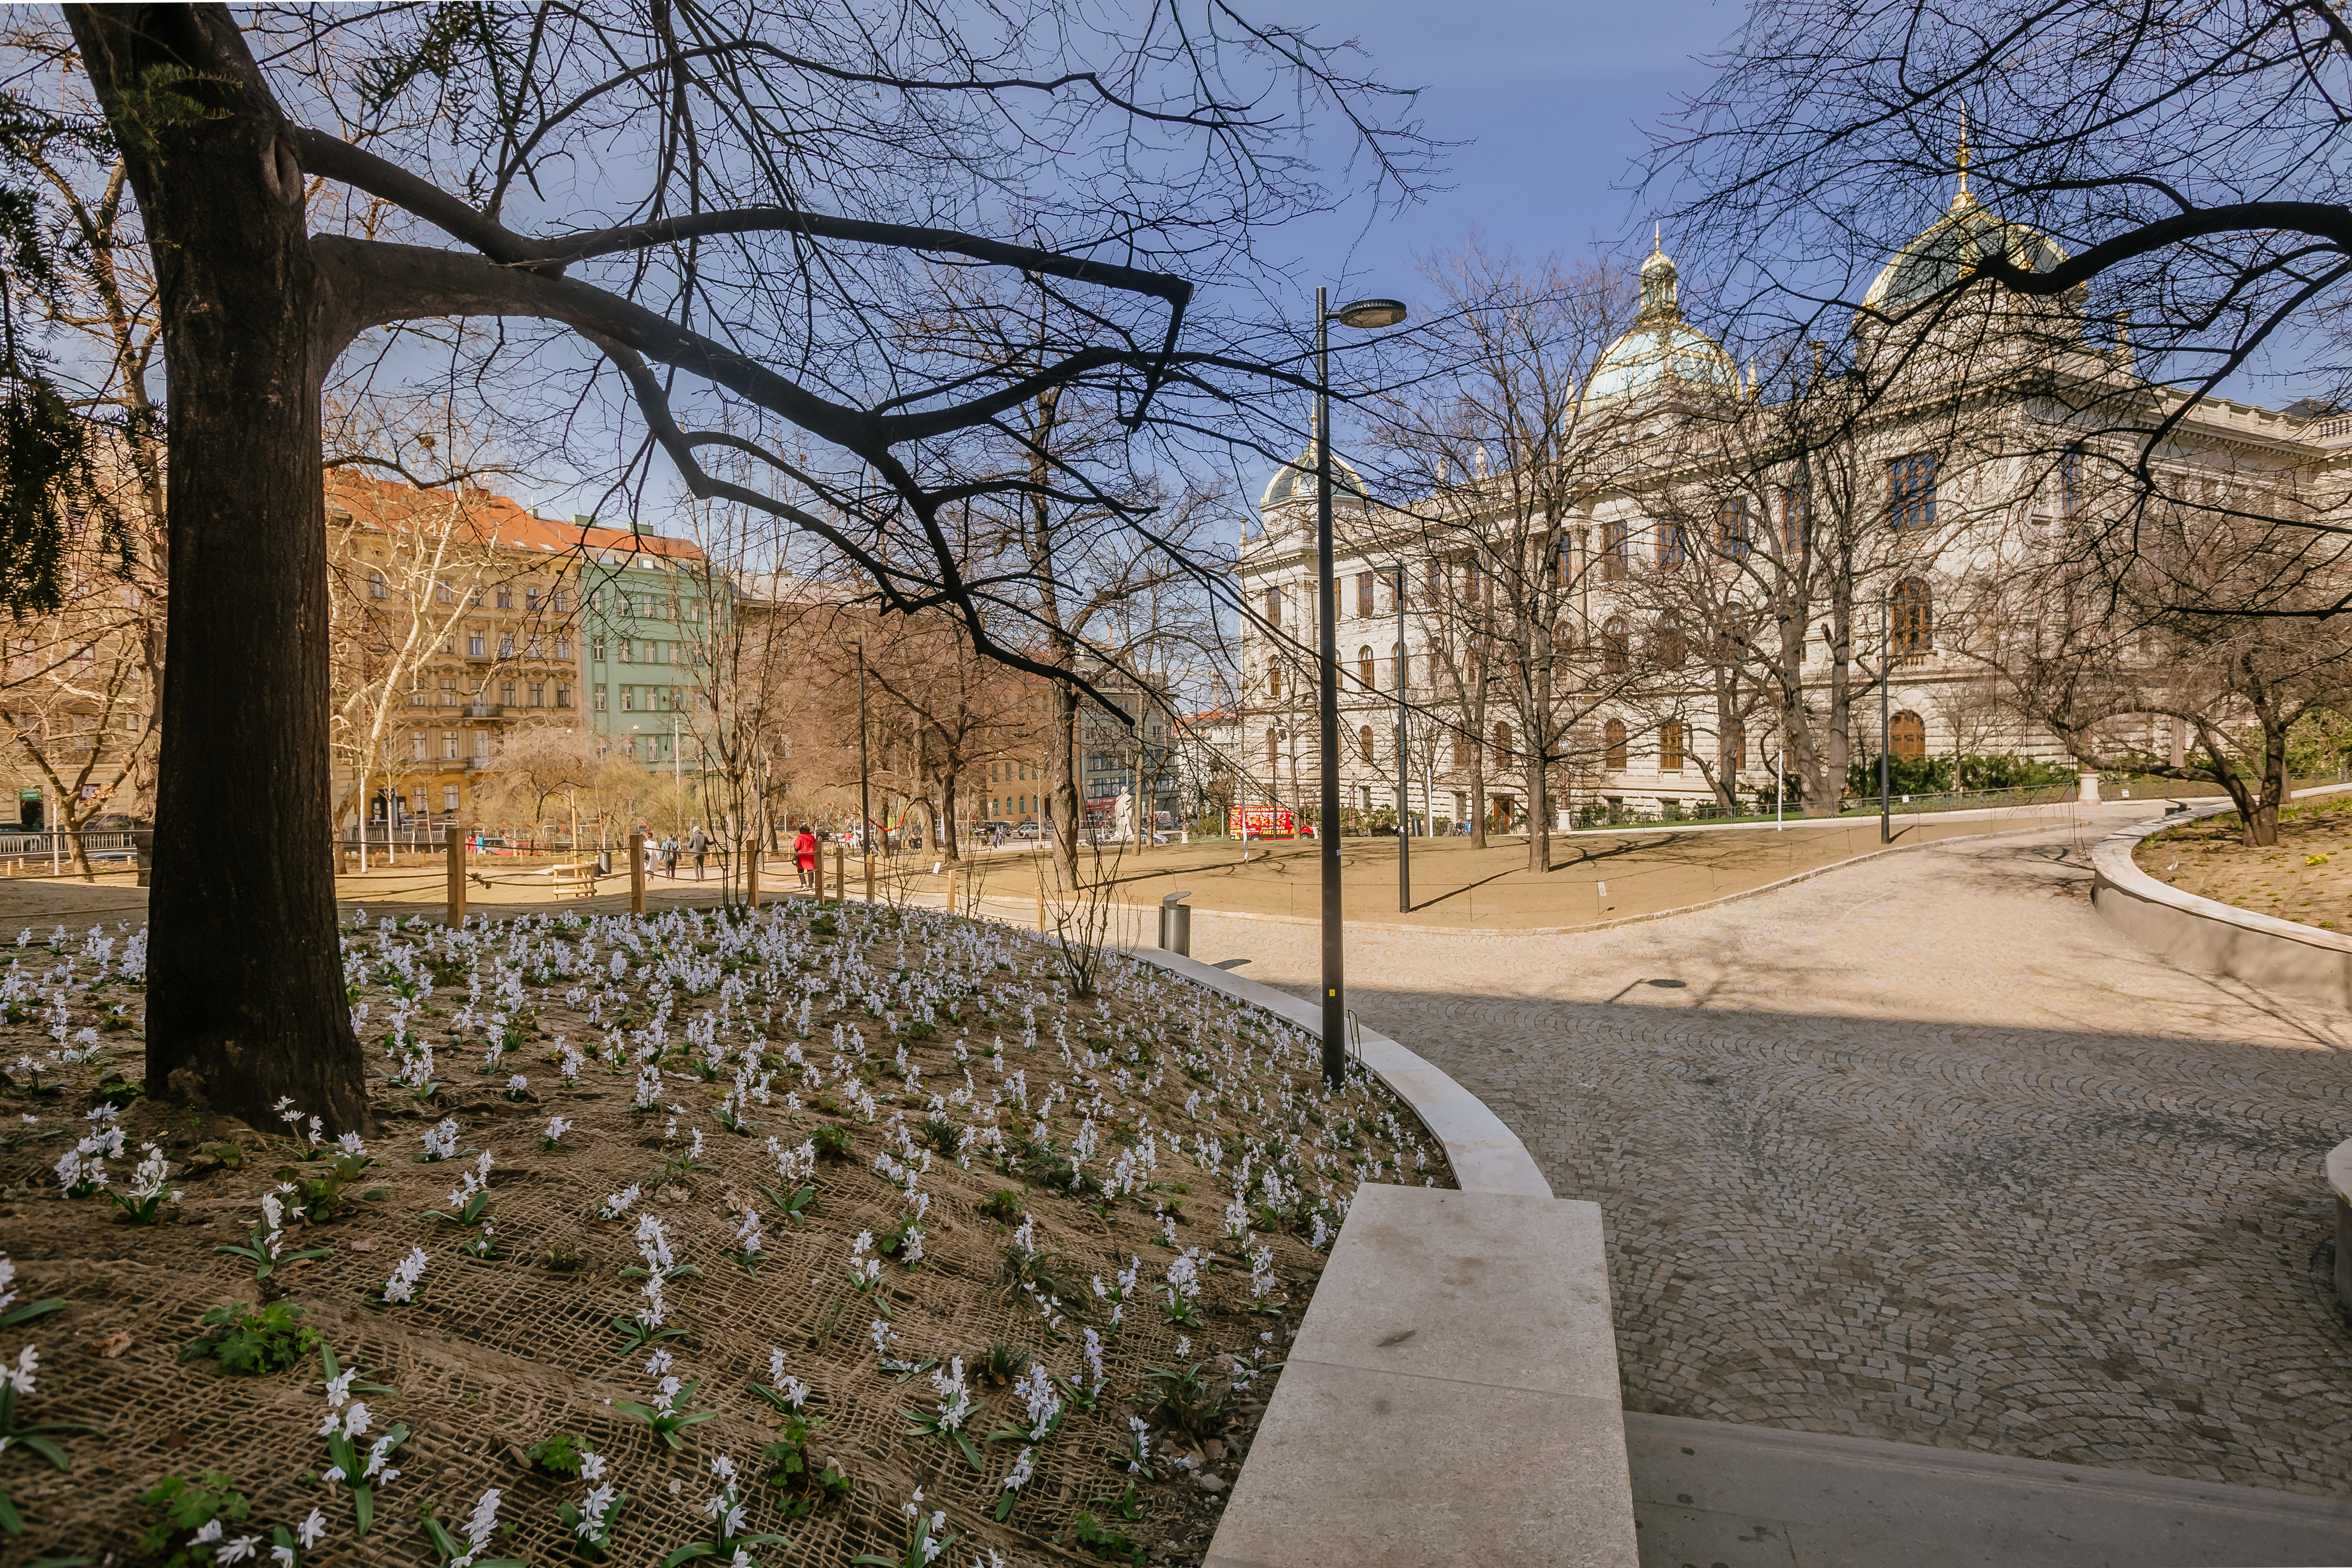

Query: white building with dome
left=1230, top=186, right=2345, bottom=833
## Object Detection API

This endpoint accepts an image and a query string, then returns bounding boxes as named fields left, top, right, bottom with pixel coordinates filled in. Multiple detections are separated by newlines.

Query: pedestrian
left=662, top=834, right=679, bottom=878
left=688, top=823, right=709, bottom=882
left=794, top=822, right=818, bottom=891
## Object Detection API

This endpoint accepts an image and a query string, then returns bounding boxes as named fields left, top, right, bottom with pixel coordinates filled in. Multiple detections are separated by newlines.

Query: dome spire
left=1953, top=100, right=1975, bottom=207
left=1638, top=231, right=1680, bottom=323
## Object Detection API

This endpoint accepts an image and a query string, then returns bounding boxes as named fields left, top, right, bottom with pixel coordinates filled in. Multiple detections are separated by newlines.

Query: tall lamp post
left=838, top=639, right=872, bottom=854
left=1313, top=288, right=1408, bottom=1090
left=1392, top=561, right=1410, bottom=913
left=1879, top=583, right=1892, bottom=845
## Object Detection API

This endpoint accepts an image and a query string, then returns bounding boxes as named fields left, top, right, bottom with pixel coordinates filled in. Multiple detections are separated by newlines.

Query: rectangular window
left=1659, top=723, right=1684, bottom=772
left=2059, top=444, right=2082, bottom=519
left=443, top=730, right=460, bottom=760
left=499, top=680, right=516, bottom=706
left=411, top=786, right=426, bottom=816
left=619, top=638, right=633, bottom=663
left=1781, top=486, right=1810, bottom=553
left=554, top=637, right=571, bottom=661
left=1888, top=452, right=1937, bottom=530
left=525, top=586, right=540, bottom=612
left=496, top=586, right=514, bottom=610
left=1355, top=571, right=1373, bottom=618
left=553, top=588, right=570, bottom=614
left=528, top=682, right=545, bottom=708
left=410, top=732, right=427, bottom=761
left=623, top=686, right=637, bottom=712
left=443, top=785, right=459, bottom=812
left=1424, top=558, right=1441, bottom=602
left=467, top=630, right=486, bottom=658
left=1602, top=519, right=1629, bottom=581
left=499, top=634, right=515, bottom=659
left=1717, top=497, right=1751, bottom=559
left=1656, top=519, right=1688, bottom=571
left=1264, top=586, right=1280, bottom=630
left=592, top=685, right=606, bottom=712
left=555, top=683, right=571, bottom=709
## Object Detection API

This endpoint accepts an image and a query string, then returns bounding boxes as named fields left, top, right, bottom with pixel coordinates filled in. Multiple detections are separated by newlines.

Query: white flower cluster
left=381, top=1245, right=429, bottom=1304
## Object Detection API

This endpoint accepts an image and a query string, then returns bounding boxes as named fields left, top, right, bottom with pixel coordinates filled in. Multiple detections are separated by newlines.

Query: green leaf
left=0, top=1488, right=21, bottom=1534
left=16, top=1435, right=69, bottom=1471
left=0, top=1299, right=66, bottom=1328
left=953, top=1431, right=984, bottom=1472
left=352, top=1481, right=374, bottom=1537
left=662, top=1546, right=719, bottom=1568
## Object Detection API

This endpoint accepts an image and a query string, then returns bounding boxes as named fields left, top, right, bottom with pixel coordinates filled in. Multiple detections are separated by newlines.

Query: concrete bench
left=1207, top=1185, right=1636, bottom=1568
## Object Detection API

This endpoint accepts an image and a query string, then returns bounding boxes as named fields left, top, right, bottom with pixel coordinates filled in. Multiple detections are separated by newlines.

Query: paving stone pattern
left=1181, top=817, right=2352, bottom=1497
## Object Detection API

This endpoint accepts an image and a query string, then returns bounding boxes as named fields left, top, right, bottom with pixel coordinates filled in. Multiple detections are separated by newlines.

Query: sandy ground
left=0, top=799, right=2151, bottom=939
left=2135, top=792, right=2352, bottom=931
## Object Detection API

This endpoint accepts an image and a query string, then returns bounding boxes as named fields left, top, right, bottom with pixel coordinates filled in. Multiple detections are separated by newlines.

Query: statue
left=1113, top=788, right=1137, bottom=844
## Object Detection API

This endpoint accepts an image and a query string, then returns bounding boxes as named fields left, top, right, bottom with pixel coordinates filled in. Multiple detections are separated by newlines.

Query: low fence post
left=863, top=854, right=875, bottom=905
left=745, top=837, right=760, bottom=909
left=445, top=825, right=466, bottom=927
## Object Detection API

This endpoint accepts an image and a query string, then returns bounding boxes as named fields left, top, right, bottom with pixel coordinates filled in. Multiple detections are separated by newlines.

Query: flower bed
left=0, top=900, right=1450, bottom=1566
left=2133, top=794, right=2352, bottom=932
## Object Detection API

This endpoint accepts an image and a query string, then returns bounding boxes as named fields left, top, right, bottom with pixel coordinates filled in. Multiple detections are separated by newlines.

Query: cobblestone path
left=1184, top=820, right=2352, bottom=1496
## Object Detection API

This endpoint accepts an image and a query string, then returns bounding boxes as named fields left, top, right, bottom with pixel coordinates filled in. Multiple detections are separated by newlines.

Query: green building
left=577, top=524, right=723, bottom=779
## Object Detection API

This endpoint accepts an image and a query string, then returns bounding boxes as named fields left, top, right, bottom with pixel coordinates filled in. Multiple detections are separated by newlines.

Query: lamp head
left=1333, top=298, right=1408, bottom=330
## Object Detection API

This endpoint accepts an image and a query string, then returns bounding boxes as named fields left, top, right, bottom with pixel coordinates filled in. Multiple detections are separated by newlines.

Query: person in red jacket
left=793, top=824, right=819, bottom=891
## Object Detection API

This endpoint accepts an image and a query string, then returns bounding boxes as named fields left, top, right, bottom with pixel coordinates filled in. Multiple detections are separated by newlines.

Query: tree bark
left=68, top=5, right=365, bottom=1132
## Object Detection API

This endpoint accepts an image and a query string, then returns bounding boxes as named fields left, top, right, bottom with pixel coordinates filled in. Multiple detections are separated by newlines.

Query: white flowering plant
left=896, top=1356, right=984, bottom=1471
left=108, top=1140, right=180, bottom=1224
left=555, top=1448, right=626, bottom=1561
left=614, top=1376, right=718, bottom=1450
left=315, top=1345, right=407, bottom=1536
left=0, top=1341, right=88, bottom=1534
left=212, top=1193, right=332, bottom=1283
left=847, top=1489, right=957, bottom=1568
left=660, top=1452, right=790, bottom=1568
left=420, top=1487, right=524, bottom=1568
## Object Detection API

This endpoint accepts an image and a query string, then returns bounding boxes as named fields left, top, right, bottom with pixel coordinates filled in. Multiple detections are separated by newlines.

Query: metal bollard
left=1158, top=889, right=1193, bottom=956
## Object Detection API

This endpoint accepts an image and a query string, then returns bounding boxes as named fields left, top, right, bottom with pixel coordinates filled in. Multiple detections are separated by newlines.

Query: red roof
left=326, top=473, right=706, bottom=565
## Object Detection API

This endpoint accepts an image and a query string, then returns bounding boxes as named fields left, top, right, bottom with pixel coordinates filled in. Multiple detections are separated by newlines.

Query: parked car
left=1013, top=819, right=1044, bottom=840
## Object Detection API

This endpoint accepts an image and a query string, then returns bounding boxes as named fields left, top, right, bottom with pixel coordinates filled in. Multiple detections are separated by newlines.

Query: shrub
left=179, top=1302, right=317, bottom=1375
left=811, top=1124, right=855, bottom=1162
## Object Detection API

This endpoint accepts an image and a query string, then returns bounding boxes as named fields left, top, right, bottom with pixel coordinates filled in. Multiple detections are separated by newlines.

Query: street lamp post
left=1313, top=288, right=1408, bottom=1090
left=1879, top=582, right=1892, bottom=845
left=1392, top=561, right=1409, bottom=913
left=838, top=639, right=871, bottom=854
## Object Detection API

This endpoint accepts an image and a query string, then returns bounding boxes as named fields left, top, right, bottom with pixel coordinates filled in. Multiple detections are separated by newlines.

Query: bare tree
left=21, top=2, right=1425, bottom=1128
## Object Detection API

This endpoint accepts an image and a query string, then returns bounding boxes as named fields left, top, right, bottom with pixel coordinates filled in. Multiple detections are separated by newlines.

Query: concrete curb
left=2088, top=783, right=2352, bottom=1011
left=1121, top=944, right=1552, bottom=1198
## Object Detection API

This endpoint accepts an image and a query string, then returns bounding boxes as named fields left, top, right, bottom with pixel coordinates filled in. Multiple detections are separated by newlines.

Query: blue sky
left=1268, top=0, right=1740, bottom=313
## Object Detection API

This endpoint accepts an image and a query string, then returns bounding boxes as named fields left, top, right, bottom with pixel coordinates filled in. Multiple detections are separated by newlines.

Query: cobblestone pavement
left=1181, top=817, right=2352, bottom=1496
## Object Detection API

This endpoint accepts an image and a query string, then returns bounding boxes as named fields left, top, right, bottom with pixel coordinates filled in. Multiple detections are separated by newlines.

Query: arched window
left=1657, top=611, right=1689, bottom=668
left=1358, top=724, right=1377, bottom=763
left=1494, top=721, right=1512, bottom=761
left=1358, top=645, right=1375, bottom=688
left=1604, top=718, right=1628, bottom=771
left=1892, top=577, right=1932, bottom=656
left=1891, top=710, right=1926, bottom=760
left=1601, top=616, right=1630, bottom=675
left=367, top=569, right=387, bottom=600
left=1659, top=723, right=1684, bottom=772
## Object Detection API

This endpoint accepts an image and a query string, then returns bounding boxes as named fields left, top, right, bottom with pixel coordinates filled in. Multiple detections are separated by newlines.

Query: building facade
left=1235, top=185, right=2344, bottom=830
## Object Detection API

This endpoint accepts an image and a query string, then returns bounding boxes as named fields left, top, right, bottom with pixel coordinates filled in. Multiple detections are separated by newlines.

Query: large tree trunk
left=70, top=5, right=366, bottom=1133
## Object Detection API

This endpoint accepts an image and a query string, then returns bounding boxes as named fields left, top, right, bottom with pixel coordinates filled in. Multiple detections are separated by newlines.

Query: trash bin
left=1158, top=890, right=1193, bottom=956
left=597, top=849, right=613, bottom=876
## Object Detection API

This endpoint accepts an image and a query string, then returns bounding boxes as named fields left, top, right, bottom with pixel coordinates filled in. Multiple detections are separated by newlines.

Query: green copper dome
left=1861, top=190, right=2068, bottom=314
left=1584, top=243, right=1737, bottom=406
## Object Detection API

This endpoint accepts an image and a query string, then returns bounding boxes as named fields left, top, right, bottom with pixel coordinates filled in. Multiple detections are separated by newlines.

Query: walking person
left=662, top=833, right=680, bottom=879
left=688, top=823, right=709, bottom=882
left=794, top=823, right=818, bottom=891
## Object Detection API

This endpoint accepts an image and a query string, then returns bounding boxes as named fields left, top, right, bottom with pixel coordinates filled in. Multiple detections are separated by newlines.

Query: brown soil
left=2134, top=794, right=2352, bottom=931
left=0, top=899, right=1446, bottom=1566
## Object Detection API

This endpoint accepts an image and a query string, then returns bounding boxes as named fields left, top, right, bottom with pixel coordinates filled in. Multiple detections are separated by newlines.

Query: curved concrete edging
left=1122, top=944, right=1552, bottom=1198
left=2329, top=1138, right=2352, bottom=1306
left=2090, top=783, right=2352, bottom=1011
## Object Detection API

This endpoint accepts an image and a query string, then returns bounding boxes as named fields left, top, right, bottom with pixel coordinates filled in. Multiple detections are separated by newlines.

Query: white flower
left=1001, top=1446, right=1036, bottom=1494
left=382, top=1246, right=429, bottom=1304
left=4, top=1345, right=35, bottom=1396
left=645, top=1348, right=674, bottom=1379
left=216, top=1534, right=261, bottom=1564
left=297, top=1508, right=327, bottom=1548
left=270, top=1545, right=296, bottom=1568
left=544, top=1116, right=572, bottom=1144
left=578, top=1451, right=608, bottom=1483
left=454, top=1488, right=503, bottom=1566
left=324, top=1369, right=354, bottom=1408
left=709, top=1453, right=736, bottom=1481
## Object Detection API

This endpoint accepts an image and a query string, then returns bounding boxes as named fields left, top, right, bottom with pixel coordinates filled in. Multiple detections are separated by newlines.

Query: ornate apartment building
left=1234, top=181, right=2343, bottom=830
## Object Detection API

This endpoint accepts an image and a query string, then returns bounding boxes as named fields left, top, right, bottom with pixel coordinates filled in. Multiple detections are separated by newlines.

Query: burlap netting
left=1, top=902, right=1452, bottom=1565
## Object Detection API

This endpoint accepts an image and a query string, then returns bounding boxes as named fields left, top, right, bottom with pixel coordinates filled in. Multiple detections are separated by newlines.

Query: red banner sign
left=1229, top=806, right=1296, bottom=837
